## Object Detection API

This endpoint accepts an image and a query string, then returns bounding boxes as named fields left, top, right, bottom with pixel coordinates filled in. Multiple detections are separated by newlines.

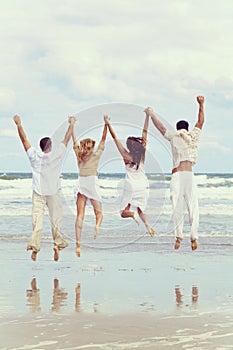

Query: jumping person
left=145, top=96, right=205, bottom=250
left=72, top=120, right=107, bottom=257
left=104, top=114, right=154, bottom=237
left=13, top=115, right=76, bottom=261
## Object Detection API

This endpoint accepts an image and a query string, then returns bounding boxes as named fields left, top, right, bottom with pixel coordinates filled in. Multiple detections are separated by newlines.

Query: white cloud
left=0, top=89, right=16, bottom=112
left=202, top=140, right=232, bottom=154
left=0, top=0, right=232, bottom=171
left=0, top=129, right=17, bottom=137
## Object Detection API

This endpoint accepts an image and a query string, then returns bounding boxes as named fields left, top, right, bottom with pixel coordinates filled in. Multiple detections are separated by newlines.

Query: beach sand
left=2, top=311, right=233, bottom=349
left=1, top=238, right=233, bottom=349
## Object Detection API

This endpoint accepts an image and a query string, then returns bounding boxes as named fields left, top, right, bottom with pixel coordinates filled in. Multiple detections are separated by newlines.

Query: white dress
left=74, top=175, right=102, bottom=203
left=120, top=163, right=149, bottom=212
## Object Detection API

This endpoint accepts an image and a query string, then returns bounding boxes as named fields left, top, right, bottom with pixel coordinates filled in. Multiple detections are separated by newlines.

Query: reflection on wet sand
left=75, top=283, right=81, bottom=312
left=192, top=286, right=198, bottom=304
left=175, top=285, right=199, bottom=308
left=26, top=278, right=41, bottom=312
left=26, top=278, right=69, bottom=313
left=74, top=283, right=99, bottom=313
left=26, top=279, right=199, bottom=314
left=51, top=278, right=68, bottom=312
left=175, top=286, right=183, bottom=307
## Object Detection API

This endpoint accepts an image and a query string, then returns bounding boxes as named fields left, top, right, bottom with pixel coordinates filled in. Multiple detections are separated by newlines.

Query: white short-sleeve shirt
left=27, top=143, right=67, bottom=195
left=164, top=127, right=201, bottom=169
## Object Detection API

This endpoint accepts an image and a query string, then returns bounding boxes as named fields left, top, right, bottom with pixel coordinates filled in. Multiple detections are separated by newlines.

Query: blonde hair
left=77, top=138, right=95, bottom=164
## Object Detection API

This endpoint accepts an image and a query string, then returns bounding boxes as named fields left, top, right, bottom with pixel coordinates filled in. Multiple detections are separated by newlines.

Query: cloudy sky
left=0, top=0, right=232, bottom=173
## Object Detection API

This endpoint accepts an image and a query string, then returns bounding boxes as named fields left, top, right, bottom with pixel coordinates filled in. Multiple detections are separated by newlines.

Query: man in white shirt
left=13, top=115, right=76, bottom=261
left=145, top=96, right=205, bottom=251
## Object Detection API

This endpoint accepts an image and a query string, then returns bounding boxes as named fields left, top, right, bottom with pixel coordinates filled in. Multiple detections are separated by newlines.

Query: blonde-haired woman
left=72, top=121, right=107, bottom=257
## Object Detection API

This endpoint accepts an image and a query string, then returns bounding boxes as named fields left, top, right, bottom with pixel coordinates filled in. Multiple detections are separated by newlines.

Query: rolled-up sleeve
left=191, top=127, right=201, bottom=144
left=164, top=130, right=174, bottom=141
left=27, top=147, right=37, bottom=166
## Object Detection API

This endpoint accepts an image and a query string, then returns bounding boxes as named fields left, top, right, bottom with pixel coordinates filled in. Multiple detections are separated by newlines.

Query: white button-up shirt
left=27, top=143, right=66, bottom=195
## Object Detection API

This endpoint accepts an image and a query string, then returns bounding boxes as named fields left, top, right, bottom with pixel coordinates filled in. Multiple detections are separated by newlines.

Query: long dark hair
left=126, top=136, right=145, bottom=170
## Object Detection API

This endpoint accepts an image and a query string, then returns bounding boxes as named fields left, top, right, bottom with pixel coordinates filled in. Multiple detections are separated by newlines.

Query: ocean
left=0, top=172, right=232, bottom=251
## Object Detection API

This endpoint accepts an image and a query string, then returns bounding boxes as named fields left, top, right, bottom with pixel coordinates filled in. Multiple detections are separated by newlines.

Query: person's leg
left=90, top=198, right=103, bottom=239
left=47, top=191, right=68, bottom=261
left=170, top=173, right=185, bottom=249
left=121, top=203, right=140, bottom=225
left=185, top=173, right=199, bottom=250
left=27, top=191, right=46, bottom=261
left=75, top=193, right=87, bottom=257
left=137, top=207, right=155, bottom=237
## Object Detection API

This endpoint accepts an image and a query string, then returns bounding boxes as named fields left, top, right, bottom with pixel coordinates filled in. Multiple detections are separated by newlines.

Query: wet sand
left=1, top=239, right=233, bottom=349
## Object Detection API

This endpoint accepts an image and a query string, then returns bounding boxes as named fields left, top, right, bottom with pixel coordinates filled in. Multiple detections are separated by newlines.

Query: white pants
left=27, top=190, right=68, bottom=252
left=170, top=172, right=199, bottom=241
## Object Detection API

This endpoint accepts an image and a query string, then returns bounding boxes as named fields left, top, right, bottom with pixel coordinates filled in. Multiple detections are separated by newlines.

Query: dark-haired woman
left=104, top=114, right=154, bottom=236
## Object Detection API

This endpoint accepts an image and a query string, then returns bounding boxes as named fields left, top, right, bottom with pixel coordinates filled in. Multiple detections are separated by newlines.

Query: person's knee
left=120, top=210, right=125, bottom=218
left=95, top=210, right=103, bottom=220
left=137, top=207, right=142, bottom=215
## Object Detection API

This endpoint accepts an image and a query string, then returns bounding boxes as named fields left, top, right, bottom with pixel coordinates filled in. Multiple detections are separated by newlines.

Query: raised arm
left=195, top=96, right=204, bottom=130
left=104, top=115, right=131, bottom=163
left=13, top=115, right=31, bottom=151
left=100, top=122, right=108, bottom=145
left=72, top=125, right=78, bottom=147
left=142, top=113, right=149, bottom=147
left=62, top=116, right=76, bottom=147
left=144, top=107, right=167, bottom=136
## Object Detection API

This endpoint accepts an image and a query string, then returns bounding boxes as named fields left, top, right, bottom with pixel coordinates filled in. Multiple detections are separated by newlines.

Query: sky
left=0, top=0, right=232, bottom=173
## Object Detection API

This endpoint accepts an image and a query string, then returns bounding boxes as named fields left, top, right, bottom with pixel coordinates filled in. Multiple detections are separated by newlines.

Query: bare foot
left=76, top=242, right=81, bottom=258
left=174, top=238, right=181, bottom=250
left=145, top=224, right=155, bottom=237
left=94, top=225, right=100, bottom=239
left=191, top=239, right=198, bottom=251
left=53, top=246, right=59, bottom=262
left=149, top=227, right=155, bottom=237
left=133, top=211, right=140, bottom=225
left=31, top=251, right=37, bottom=261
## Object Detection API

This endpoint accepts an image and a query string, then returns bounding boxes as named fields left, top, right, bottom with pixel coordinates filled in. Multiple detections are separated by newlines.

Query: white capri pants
left=170, top=171, right=199, bottom=241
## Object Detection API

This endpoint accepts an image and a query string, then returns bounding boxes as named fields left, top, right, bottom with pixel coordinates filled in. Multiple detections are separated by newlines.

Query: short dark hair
left=40, top=137, right=52, bottom=152
left=176, top=120, right=189, bottom=131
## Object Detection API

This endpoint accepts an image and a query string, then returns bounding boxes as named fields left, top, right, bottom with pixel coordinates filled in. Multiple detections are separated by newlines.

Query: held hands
left=13, top=115, right=21, bottom=126
left=68, top=116, right=76, bottom=124
left=197, top=96, right=204, bottom=105
left=144, top=107, right=154, bottom=116
left=104, top=114, right=110, bottom=124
